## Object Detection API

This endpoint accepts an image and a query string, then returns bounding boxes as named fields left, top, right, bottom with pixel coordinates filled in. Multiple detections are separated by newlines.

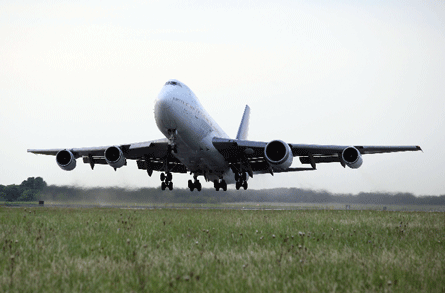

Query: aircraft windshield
left=165, top=81, right=182, bottom=87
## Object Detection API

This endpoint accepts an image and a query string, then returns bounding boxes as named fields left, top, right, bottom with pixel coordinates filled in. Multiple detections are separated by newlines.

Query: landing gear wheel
left=189, top=179, right=194, bottom=191
left=221, top=180, right=227, bottom=191
left=161, top=181, right=166, bottom=190
left=242, top=181, right=248, bottom=190
left=166, top=172, right=172, bottom=182
left=160, top=173, right=165, bottom=181
left=168, top=181, right=173, bottom=190
left=214, top=180, right=220, bottom=191
left=189, top=175, right=202, bottom=192
left=236, top=182, right=241, bottom=190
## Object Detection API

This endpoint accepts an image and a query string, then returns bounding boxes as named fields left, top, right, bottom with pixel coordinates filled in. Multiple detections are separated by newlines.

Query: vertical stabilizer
left=236, top=105, right=250, bottom=140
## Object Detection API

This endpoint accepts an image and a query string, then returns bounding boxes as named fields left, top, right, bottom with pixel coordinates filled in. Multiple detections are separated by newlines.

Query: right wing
left=212, top=137, right=421, bottom=176
left=28, top=138, right=188, bottom=175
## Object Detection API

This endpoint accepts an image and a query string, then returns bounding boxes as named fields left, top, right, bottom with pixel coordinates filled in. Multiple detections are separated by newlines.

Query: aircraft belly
left=174, top=111, right=229, bottom=176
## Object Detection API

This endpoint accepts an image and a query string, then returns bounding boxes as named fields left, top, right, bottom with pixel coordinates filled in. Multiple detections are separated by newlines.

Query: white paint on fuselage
left=154, top=79, right=235, bottom=183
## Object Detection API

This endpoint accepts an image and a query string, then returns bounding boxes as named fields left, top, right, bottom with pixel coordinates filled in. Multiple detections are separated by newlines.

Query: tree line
left=2, top=178, right=444, bottom=205
left=0, top=177, right=47, bottom=202
left=39, top=185, right=445, bottom=206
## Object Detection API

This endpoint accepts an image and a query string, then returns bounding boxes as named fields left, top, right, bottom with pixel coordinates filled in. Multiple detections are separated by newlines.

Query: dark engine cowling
left=104, top=146, right=126, bottom=169
left=56, top=149, right=77, bottom=171
left=341, top=146, right=363, bottom=169
left=264, top=140, right=293, bottom=170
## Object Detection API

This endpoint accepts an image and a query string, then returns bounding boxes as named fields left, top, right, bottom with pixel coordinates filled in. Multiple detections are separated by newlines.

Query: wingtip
left=417, top=146, right=423, bottom=152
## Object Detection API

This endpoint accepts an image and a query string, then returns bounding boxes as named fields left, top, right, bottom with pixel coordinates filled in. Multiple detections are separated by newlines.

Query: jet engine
left=264, top=140, right=293, bottom=170
left=104, top=146, right=126, bottom=169
left=341, top=146, right=363, bottom=169
left=56, top=149, right=77, bottom=171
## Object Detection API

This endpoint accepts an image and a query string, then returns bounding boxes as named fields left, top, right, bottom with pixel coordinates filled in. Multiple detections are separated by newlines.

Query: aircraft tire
left=161, top=182, right=166, bottom=190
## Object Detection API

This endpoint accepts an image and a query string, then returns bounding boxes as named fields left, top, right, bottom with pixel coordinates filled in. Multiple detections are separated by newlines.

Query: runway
left=4, top=201, right=444, bottom=212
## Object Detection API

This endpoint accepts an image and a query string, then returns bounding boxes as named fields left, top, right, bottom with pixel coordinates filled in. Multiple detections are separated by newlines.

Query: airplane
left=28, top=79, right=422, bottom=192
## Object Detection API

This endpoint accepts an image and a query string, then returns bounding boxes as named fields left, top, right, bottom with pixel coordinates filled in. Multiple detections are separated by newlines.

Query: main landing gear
left=188, top=178, right=202, bottom=192
left=160, top=172, right=173, bottom=190
left=214, top=179, right=227, bottom=191
left=235, top=172, right=248, bottom=190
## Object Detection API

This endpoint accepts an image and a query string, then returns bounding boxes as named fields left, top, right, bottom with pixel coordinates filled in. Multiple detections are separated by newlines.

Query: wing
left=28, top=138, right=188, bottom=175
left=212, top=137, right=421, bottom=175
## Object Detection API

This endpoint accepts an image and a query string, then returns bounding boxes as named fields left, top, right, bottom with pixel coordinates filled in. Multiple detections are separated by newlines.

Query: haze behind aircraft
left=28, top=79, right=422, bottom=191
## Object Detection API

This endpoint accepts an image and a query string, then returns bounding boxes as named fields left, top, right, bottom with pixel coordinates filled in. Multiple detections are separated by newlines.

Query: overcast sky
left=1, top=0, right=444, bottom=195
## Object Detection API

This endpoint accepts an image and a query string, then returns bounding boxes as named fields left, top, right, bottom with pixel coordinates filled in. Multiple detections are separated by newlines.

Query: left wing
left=28, top=138, right=188, bottom=175
left=212, top=137, right=421, bottom=176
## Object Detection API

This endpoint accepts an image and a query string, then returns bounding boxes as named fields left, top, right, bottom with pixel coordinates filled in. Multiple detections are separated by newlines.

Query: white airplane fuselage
left=154, top=80, right=235, bottom=183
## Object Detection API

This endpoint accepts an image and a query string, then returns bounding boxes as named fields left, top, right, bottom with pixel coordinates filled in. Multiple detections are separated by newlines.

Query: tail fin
left=236, top=105, right=250, bottom=140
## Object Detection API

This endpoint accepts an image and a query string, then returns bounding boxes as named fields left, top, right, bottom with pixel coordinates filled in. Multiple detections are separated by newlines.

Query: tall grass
left=1, top=207, right=443, bottom=292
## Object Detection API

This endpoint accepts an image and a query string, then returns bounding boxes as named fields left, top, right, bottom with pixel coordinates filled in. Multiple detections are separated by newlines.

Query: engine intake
left=341, top=146, right=363, bottom=169
left=264, top=140, right=293, bottom=170
left=56, top=150, right=76, bottom=171
left=104, top=146, right=126, bottom=169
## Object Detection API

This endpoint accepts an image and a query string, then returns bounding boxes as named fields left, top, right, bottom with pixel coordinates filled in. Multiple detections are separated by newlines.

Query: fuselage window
left=165, top=81, right=182, bottom=87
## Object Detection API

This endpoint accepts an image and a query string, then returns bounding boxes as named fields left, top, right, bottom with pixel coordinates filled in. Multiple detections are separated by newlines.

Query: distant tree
left=21, top=177, right=47, bottom=191
left=4, top=185, right=21, bottom=202
left=19, top=189, right=37, bottom=202
left=0, top=192, right=6, bottom=201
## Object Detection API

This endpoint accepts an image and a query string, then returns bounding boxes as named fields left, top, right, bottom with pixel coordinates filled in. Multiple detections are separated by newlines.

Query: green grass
left=1, top=207, right=444, bottom=292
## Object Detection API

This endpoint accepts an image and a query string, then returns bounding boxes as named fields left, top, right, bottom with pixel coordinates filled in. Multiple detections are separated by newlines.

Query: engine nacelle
left=56, top=149, right=77, bottom=171
left=341, top=146, right=363, bottom=169
left=104, top=146, right=126, bottom=169
left=264, top=140, right=293, bottom=170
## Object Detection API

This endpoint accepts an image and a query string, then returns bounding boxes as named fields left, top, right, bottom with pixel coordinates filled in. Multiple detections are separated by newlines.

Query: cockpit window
left=165, top=81, right=182, bottom=87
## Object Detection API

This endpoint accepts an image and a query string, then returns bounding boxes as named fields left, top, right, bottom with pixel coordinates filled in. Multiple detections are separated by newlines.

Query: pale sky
left=1, top=0, right=444, bottom=195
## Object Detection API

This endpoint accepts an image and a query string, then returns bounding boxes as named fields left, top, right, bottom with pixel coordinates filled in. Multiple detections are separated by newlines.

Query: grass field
left=1, top=207, right=444, bottom=292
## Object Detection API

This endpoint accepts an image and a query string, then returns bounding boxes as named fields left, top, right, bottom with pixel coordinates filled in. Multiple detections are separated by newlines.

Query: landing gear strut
left=214, top=179, right=227, bottom=191
left=235, top=172, right=248, bottom=190
left=160, top=172, right=173, bottom=190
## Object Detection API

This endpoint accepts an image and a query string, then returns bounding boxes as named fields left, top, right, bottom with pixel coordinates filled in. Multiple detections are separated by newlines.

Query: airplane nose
left=155, top=91, right=171, bottom=114
left=154, top=91, right=177, bottom=130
